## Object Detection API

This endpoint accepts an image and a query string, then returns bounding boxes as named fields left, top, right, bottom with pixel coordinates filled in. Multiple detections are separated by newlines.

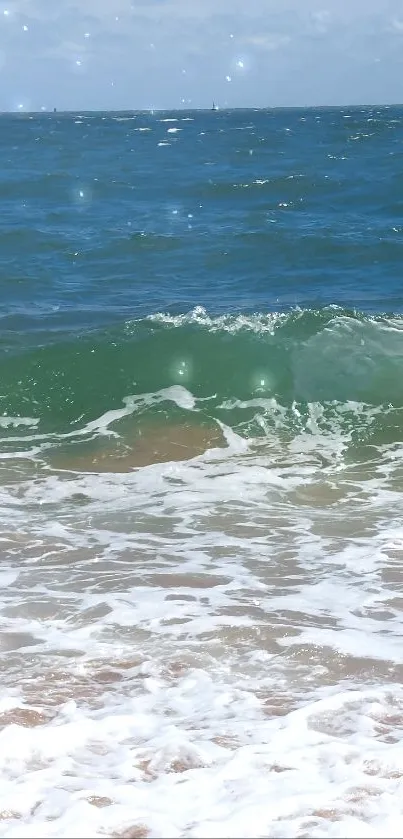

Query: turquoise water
left=2, top=107, right=403, bottom=837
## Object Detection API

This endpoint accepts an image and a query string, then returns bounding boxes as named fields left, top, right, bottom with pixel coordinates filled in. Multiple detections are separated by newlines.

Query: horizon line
left=2, top=102, right=403, bottom=116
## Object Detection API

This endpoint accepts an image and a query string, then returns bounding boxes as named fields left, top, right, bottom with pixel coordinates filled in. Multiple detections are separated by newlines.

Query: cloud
left=242, top=35, right=292, bottom=52
left=1, top=0, right=403, bottom=109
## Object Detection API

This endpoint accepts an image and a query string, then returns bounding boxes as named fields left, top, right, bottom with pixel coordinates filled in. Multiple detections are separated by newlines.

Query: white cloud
left=310, top=10, right=332, bottom=34
left=389, top=17, right=403, bottom=32
left=242, top=34, right=292, bottom=52
left=1, top=0, right=403, bottom=109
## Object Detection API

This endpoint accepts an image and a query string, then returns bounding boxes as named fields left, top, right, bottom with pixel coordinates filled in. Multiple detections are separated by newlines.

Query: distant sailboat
left=211, top=101, right=218, bottom=111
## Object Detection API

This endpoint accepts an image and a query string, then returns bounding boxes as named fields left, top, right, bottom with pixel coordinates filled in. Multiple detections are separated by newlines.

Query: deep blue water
left=2, top=106, right=403, bottom=333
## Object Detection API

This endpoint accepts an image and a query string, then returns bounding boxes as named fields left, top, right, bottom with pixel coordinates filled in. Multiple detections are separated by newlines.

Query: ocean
left=1, top=105, right=403, bottom=837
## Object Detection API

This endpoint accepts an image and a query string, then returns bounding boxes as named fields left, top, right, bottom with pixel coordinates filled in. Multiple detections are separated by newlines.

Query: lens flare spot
left=252, top=371, right=274, bottom=394
left=171, top=359, right=193, bottom=384
left=74, top=187, right=91, bottom=208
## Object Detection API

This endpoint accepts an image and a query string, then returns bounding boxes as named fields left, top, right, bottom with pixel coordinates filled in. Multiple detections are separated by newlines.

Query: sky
left=2, top=0, right=403, bottom=111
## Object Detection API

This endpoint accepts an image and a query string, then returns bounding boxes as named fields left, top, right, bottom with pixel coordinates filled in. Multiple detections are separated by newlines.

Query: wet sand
left=49, top=422, right=226, bottom=472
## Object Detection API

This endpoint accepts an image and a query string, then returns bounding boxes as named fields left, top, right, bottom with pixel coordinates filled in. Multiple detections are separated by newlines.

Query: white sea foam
left=145, top=306, right=403, bottom=337
left=0, top=416, right=39, bottom=428
left=146, top=305, right=290, bottom=334
left=1, top=385, right=403, bottom=835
